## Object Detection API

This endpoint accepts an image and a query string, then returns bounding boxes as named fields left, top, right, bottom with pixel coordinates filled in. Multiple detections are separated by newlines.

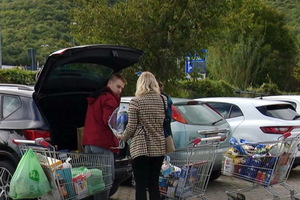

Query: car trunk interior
left=36, top=93, right=129, bottom=158
left=36, top=93, right=89, bottom=151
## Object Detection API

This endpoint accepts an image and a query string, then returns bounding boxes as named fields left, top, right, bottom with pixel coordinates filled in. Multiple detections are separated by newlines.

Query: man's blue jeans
left=85, top=145, right=115, bottom=200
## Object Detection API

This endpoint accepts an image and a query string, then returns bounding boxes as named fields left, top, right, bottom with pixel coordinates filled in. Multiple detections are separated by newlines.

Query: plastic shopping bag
left=108, top=106, right=128, bottom=148
left=109, top=106, right=128, bottom=135
left=9, top=148, right=51, bottom=199
left=72, top=167, right=105, bottom=197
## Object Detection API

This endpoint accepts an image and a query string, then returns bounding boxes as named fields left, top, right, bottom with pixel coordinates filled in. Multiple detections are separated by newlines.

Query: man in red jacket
left=83, top=73, right=126, bottom=199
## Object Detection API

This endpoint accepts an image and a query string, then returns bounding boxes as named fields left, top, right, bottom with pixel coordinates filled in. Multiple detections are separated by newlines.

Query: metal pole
left=0, top=26, right=2, bottom=69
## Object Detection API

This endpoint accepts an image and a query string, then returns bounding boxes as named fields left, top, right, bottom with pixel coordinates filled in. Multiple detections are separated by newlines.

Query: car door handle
left=197, top=128, right=229, bottom=135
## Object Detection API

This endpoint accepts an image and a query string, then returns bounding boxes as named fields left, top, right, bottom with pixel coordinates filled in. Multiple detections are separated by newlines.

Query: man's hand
left=116, top=134, right=124, bottom=140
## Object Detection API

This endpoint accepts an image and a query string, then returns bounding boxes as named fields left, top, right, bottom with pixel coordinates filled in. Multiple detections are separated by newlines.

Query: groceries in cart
left=159, top=156, right=208, bottom=199
left=11, top=138, right=111, bottom=200
left=108, top=105, right=128, bottom=148
left=39, top=155, right=105, bottom=199
left=223, top=134, right=300, bottom=200
left=160, top=156, right=181, bottom=198
left=223, top=137, right=294, bottom=184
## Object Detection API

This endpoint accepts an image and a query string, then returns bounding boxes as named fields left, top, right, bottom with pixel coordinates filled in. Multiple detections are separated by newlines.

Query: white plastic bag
left=109, top=106, right=128, bottom=148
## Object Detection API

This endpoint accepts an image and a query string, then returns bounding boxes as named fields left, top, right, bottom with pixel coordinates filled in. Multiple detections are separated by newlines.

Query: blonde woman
left=117, top=71, right=166, bottom=200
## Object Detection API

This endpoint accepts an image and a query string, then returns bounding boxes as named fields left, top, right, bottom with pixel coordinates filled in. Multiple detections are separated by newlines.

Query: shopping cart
left=12, top=138, right=113, bottom=200
left=222, top=133, right=300, bottom=200
left=159, top=135, right=226, bottom=200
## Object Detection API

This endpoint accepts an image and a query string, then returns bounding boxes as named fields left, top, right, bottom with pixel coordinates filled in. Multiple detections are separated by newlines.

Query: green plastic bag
left=9, top=149, right=51, bottom=199
left=72, top=167, right=105, bottom=195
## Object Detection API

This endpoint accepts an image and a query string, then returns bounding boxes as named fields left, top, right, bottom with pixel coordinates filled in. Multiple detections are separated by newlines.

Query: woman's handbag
left=165, top=135, right=175, bottom=153
left=160, top=95, right=175, bottom=153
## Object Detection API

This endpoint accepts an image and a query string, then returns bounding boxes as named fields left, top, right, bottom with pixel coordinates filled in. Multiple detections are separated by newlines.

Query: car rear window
left=51, top=63, right=113, bottom=81
left=175, top=104, right=225, bottom=125
left=256, top=104, right=299, bottom=120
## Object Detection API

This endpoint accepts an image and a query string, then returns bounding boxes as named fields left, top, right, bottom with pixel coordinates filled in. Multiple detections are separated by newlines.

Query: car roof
left=121, top=96, right=198, bottom=105
left=196, top=97, right=292, bottom=107
left=259, top=95, right=300, bottom=101
left=0, top=84, right=34, bottom=97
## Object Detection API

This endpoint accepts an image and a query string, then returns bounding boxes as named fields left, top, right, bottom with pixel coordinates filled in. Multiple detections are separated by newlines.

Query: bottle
left=62, top=157, right=72, bottom=169
left=117, top=106, right=128, bottom=134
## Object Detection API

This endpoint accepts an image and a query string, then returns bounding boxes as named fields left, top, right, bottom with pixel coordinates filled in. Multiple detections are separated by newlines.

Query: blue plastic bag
left=229, top=137, right=247, bottom=155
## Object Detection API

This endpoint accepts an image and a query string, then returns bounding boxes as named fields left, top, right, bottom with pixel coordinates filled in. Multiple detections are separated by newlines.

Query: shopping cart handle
left=35, top=138, right=50, bottom=148
left=12, top=138, right=50, bottom=148
left=282, top=132, right=291, bottom=139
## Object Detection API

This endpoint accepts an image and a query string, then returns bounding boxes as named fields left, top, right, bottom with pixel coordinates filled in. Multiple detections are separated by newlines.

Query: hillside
left=0, top=0, right=73, bottom=67
left=0, top=0, right=299, bottom=68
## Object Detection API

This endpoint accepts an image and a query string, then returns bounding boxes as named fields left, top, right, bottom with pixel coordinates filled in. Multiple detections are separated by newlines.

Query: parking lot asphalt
left=110, top=166, right=300, bottom=200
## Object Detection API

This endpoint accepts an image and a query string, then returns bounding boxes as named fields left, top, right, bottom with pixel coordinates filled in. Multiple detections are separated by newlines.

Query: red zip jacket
left=82, top=87, right=120, bottom=153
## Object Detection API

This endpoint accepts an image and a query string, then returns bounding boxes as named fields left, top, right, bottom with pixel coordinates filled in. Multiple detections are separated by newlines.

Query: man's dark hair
left=109, top=73, right=127, bottom=85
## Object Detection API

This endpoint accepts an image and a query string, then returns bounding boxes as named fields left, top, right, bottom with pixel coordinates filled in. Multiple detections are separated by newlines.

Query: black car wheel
left=109, top=182, right=120, bottom=197
left=210, top=170, right=222, bottom=181
left=0, top=161, right=15, bottom=200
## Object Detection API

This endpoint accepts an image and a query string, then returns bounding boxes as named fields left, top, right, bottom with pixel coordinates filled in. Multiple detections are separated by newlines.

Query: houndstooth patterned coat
left=122, top=92, right=166, bottom=159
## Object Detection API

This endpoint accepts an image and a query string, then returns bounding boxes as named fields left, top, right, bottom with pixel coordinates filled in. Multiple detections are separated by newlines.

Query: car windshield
left=257, top=104, right=300, bottom=120
left=175, top=104, right=224, bottom=125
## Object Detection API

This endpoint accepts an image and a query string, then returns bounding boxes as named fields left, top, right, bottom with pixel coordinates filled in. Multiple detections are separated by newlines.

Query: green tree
left=69, top=0, right=230, bottom=95
left=207, top=0, right=299, bottom=91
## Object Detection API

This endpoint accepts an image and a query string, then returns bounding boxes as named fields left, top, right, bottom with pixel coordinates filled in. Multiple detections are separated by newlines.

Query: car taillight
left=260, top=126, right=294, bottom=134
left=172, top=106, right=187, bottom=124
left=23, top=130, right=51, bottom=141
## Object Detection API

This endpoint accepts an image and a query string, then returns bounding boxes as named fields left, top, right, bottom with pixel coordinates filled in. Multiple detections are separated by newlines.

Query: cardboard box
left=36, top=153, right=62, bottom=170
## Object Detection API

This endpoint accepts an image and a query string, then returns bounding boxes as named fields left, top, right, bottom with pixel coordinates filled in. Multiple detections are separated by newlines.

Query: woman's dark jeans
left=132, top=155, right=164, bottom=200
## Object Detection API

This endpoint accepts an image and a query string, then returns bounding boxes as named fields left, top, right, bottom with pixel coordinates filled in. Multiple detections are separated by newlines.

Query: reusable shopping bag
left=9, top=148, right=51, bottom=199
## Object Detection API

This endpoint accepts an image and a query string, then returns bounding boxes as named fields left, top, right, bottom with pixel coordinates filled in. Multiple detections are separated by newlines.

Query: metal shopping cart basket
left=222, top=133, right=300, bottom=200
left=12, top=138, right=113, bottom=200
left=159, top=135, right=226, bottom=200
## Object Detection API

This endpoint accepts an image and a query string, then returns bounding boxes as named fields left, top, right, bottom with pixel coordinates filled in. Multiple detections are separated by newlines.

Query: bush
left=0, top=68, right=37, bottom=85
left=256, top=83, right=282, bottom=96
left=177, top=79, right=236, bottom=98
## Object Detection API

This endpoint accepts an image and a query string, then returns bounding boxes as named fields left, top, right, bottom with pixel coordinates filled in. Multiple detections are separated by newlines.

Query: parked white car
left=258, top=95, right=300, bottom=113
left=195, top=97, right=300, bottom=166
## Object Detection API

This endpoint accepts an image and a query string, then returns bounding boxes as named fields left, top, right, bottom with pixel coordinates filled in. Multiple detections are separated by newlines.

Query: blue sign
left=185, top=59, right=206, bottom=74
left=185, top=60, right=193, bottom=73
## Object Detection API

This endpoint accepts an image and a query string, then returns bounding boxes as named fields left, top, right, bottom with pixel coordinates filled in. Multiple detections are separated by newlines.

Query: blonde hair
left=135, top=71, right=160, bottom=97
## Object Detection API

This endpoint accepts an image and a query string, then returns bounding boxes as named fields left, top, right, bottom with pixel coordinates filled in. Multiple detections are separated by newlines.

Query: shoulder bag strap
left=160, top=95, right=167, bottom=115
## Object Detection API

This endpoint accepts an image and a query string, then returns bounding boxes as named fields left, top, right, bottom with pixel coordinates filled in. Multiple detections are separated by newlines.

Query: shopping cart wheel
left=237, top=193, right=246, bottom=200
left=227, top=194, right=238, bottom=200
left=227, top=193, right=246, bottom=200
